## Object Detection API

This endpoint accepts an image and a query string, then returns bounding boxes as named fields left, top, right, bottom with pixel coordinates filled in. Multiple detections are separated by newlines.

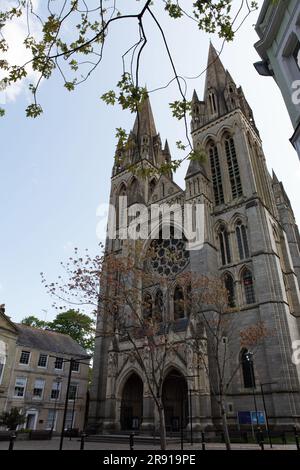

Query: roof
left=0, top=305, right=19, bottom=334
left=16, top=324, right=87, bottom=357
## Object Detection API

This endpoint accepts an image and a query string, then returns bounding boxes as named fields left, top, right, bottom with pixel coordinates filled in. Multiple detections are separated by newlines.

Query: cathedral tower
left=89, top=44, right=300, bottom=435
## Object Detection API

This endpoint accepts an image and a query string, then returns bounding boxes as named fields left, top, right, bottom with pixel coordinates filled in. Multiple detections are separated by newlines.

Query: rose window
left=149, top=238, right=189, bottom=276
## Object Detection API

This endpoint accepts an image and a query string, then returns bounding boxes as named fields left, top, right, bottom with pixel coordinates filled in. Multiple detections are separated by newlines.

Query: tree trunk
left=220, top=397, right=231, bottom=450
left=157, top=402, right=167, bottom=450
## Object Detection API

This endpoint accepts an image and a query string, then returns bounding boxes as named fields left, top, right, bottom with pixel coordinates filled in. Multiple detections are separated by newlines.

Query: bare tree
left=182, top=273, right=269, bottom=450
left=42, top=245, right=269, bottom=449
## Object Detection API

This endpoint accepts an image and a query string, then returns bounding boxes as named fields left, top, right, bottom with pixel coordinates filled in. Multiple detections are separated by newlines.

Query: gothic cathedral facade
left=89, top=44, right=300, bottom=434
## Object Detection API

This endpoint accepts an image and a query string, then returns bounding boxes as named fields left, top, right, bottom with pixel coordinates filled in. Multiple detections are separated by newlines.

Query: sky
left=0, top=0, right=299, bottom=323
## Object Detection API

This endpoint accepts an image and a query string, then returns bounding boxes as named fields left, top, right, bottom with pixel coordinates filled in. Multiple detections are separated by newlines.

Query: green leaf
left=26, top=103, right=43, bottom=118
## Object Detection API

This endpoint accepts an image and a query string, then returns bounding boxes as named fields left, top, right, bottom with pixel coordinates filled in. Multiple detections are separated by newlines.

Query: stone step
left=86, top=433, right=182, bottom=444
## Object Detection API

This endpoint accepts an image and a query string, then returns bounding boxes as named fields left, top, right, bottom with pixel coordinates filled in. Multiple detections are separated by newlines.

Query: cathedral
left=88, top=44, right=300, bottom=435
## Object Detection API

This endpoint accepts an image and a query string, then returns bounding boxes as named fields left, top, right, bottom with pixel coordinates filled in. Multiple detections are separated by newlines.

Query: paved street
left=0, top=437, right=299, bottom=451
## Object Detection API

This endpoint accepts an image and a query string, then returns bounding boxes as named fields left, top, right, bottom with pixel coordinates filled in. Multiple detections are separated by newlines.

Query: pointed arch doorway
left=162, top=369, right=188, bottom=432
left=120, top=373, right=143, bottom=430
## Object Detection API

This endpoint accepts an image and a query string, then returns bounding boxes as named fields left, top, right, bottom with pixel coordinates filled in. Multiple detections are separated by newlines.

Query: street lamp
left=51, top=376, right=62, bottom=435
left=49, top=354, right=90, bottom=451
left=260, top=381, right=277, bottom=449
left=245, top=352, right=259, bottom=432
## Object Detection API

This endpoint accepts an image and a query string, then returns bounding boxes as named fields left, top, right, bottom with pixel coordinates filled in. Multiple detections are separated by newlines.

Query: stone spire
left=190, top=42, right=258, bottom=133
left=204, top=42, right=227, bottom=100
left=192, top=89, right=199, bottom=103
left=113, top=94, right=174, bottom=175
left=132, top=94, right=157, bottom=138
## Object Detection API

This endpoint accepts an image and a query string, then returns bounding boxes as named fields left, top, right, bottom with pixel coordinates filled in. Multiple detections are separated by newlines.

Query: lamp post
left=59, top=358, right=74, bottom=451
left=260, top=382, right=277, bottom=449
left=53, top=354, right=90, bottom=451
left=51, top=376, right=62, bottom=435
left=189, top=389, right=193, bottom=446
left=245, top=352, right=259, bottom=432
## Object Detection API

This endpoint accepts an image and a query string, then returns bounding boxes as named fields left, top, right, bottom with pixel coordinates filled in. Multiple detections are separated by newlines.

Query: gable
left=0, top=312, right=18, bottom=336
left=149, top=175, right=183, bottom=204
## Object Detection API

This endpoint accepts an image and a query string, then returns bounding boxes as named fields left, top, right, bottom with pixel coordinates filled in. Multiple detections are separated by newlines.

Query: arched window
left=154, top=290, right=163, bottom=322
left=241, top=349, right=255, bottom=388
left=143, top=293, right=152, bottom=320
left=186, top=284, right=192, bottom=316
left=236, top=220, right=249, bottom=260
left=224, top=273, right=235, bottom=308
left=116, top=183, right=127, bottom=230
left=174, top=286, right=184, bottom=320
left=149, top=178, right=156, bottom=195
left=209, top=143, right=224, bottom=205
left=128, top=178, right=139, bottom=206
left=225, top=136, right=243, bottom=199
left=242, top=268, right=255, bottom=304
left=219, top=224, right=231, bottom=265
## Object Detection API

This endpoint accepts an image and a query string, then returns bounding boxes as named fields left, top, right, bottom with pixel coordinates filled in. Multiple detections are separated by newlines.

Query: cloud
left=0, top=0, right=41, bottom=103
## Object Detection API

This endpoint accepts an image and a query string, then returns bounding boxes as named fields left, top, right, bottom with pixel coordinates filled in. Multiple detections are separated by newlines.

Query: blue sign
left=238, top=411, right=265, bottom=425
left=251, top=411, right=265, bottom=425
left=238, top=411, right=251, bottom=425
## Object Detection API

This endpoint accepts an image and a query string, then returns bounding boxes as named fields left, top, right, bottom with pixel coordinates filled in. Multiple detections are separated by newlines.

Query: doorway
left=120, top=373, right=143, bottom=430
left=162, top=369, right=188, bottom=432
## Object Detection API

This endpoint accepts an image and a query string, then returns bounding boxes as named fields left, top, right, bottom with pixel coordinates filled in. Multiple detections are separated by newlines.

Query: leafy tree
left=0, top=1, right=258, bottom=172
left=21, top=310, right=95, bottom=353
left=21, top=315, right=47, bottom=328
left=0, top=407, right=25, bottom=431
left=47, top=309, right=95, bottom=353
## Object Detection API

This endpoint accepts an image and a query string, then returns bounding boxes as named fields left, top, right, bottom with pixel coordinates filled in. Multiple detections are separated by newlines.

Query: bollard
left=259, top=439, right=265, bottom=451
left=293, top=426, right=300, bottom=451
left=8, top=433, right=16, bottom=451
left=201, top=431, right=206, bottom=450
left=80, top=432, right=86, bottom=450
left=257, top=428, right=264, bottom=450
left=129, top=432, right=134, bottom=451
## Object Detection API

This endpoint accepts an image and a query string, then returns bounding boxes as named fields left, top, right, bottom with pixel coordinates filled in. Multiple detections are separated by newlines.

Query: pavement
left=0, top=437, right=299, bottom=451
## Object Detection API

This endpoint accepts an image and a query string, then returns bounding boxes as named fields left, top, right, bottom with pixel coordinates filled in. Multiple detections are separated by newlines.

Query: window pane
left=154, top=290, right=163, bottom=322
left=225, top=275, right=235, bottom=308
left=51, top=380, right=61, bottom=399
left=68, top=384, right=78, bottom=400
left=241, top=225, right=249, bottom=258
left=14, top=377, right=26, bottom=397
left=19, top=351, right=30, bottom=364
left=225, top=137, right=243, bottom=199
left=38, top=354, right=48, bottom=367
left=54, top=357, right=63, bottom=369
left=209, top=145, right=224, bottom=205
left=65, top=410, right=74, bottom=430
left=33, top=379, right=45, bottom=398
left=241, top=350, right=256, bottom=388
left=46, top=410, right=57, bottom=430
left=71, top=361, right=79, bottom=372
left=174, top=286, right=184, bottom=319
left=243, top=269, right=255, bottom=304
left=236, top=226, right=244, bottom=259
left=143, top=294, right=152, bottom=320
